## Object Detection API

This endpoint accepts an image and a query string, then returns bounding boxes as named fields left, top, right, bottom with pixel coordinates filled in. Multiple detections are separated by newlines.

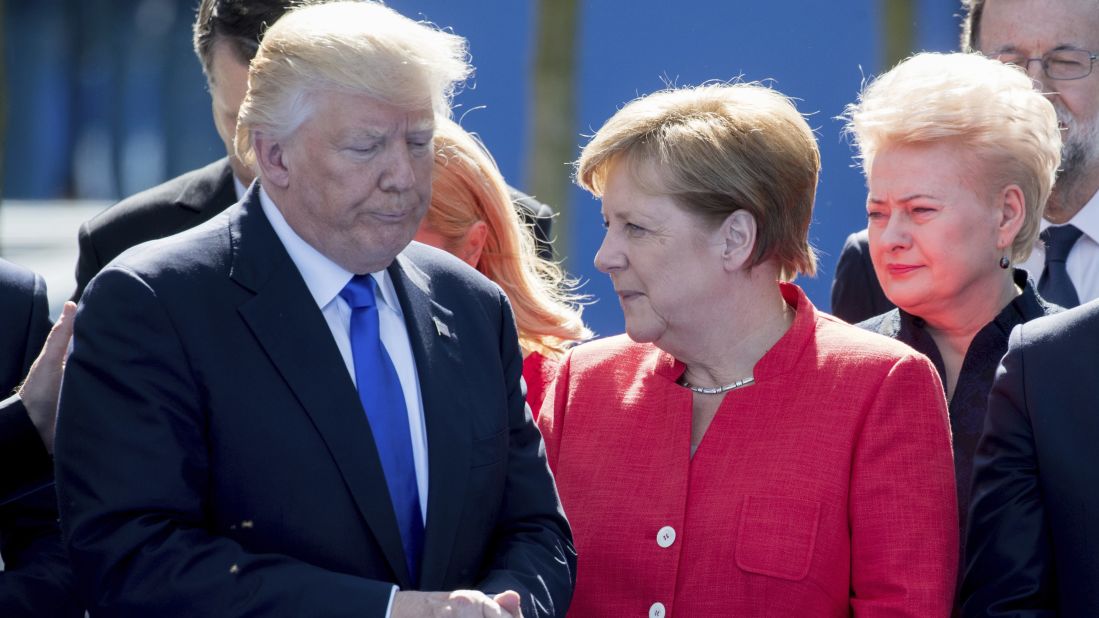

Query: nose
left=380, top=143, right=418, bottom=192
left=878, top=211, right=911, bottom=253
left=594, top=228, right=625, bottom=274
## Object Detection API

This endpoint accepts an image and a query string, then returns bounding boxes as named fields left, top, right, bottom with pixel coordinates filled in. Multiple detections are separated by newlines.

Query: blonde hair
left=576, top=82, right=820, bottom=280
left=844, top=52, right=1061, bottom=261
left=234, top=1, right=471, bottom=168
left=425, top=118, right=591, bottom=357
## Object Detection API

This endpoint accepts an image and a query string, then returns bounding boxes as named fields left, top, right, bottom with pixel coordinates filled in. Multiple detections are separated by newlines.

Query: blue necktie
left=1039, top=224, right=1083, bottom=308
left=340, top=274, right=424, bottom=585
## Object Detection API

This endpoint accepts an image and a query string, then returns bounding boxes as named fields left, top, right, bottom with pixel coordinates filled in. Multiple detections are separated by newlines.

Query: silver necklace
left=677, top=375, right=755, bottom=395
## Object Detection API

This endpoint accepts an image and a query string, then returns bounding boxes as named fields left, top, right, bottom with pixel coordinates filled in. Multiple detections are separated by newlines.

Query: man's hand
left=392, top=590, right=524, bottom=617
left=17, top=301, right=76, bottom=454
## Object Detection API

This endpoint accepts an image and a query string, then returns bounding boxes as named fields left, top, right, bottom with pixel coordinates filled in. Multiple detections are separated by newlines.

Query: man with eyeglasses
left=958, top=4, right=1099, bottom=616
left=830, top=0, right=1099, bottom=322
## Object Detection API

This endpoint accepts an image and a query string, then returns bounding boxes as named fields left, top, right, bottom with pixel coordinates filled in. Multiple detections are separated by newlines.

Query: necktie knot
left=340, top=274, right=378, bottom=310
left=1041, top=224, right=1083, bottom=262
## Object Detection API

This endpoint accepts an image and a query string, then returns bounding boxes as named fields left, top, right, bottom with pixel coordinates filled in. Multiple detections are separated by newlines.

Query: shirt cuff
left=384, top=585, right=398, bottom=618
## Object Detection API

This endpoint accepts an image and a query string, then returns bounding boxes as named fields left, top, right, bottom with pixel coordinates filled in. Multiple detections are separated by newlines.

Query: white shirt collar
left=1040, top=186, right=1099, bottom=243
left=233, top=175, right=249, bottom=203
left=257, top=186, right=403, bottom=315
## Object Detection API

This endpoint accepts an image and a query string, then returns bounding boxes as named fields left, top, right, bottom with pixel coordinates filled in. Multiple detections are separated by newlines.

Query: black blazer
left=830, top=229, right=893, bottom=323
left=73, top=159, right=557, bottom=300
left=961, top=299, right=1099, bottom=616
left=0, top=259, right=83, bottom=617
left=0, top=258, right=51, bottom=502
left=72, top=158, right=238, bottom=300
left=55, top=187, right=575, bottom=617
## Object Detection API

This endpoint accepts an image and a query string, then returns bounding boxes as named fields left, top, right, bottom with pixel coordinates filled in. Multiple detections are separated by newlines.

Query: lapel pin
left=433, top=316, right=451, bottom=338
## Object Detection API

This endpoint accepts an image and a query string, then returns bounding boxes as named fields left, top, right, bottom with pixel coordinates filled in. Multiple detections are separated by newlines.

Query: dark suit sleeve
left=475, top=290, right=575, bottom=618
left=960, top=326, right=1056, bottom=617
left=55, top=267, right=397, bottom=617
left=831, top=231, right=893, bottom=324
left=0, top=271, right=51, bottom=502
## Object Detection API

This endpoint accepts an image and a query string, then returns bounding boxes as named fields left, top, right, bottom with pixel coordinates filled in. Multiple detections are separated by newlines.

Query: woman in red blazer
left=538, top=83, right=959, bottom=617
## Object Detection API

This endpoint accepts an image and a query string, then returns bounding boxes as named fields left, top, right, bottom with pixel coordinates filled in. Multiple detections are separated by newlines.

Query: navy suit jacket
left=74, top=159, right=556, bottom=300
left=961, top=299, right=1099, bottom=616
left=830, top=229, right=894, bottom=324
left=0, top=258, right=83, bottom=617
left=55, top=187, right=574, bottom=617
left=0, top=258, right=51, bottom=501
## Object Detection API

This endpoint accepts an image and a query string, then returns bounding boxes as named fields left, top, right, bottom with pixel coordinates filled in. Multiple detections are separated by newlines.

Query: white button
left=649, top=601, right=666, bottom=618
left=656, top=525, right=676, bottom=548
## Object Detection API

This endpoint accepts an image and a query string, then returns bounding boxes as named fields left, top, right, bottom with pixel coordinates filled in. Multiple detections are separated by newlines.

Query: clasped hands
left=393, top=589, right=523, bottom=617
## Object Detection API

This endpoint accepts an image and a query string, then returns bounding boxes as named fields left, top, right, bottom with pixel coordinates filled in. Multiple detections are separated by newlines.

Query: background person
left=0, top=258, right=80, bottom=617
left=538, top=83, right=958, bottom=617
left=414, top=117, right=589, bottom=412
left=831, top=0, right=1099, bottom=322
left=845, top=53, right=1062, bottom=575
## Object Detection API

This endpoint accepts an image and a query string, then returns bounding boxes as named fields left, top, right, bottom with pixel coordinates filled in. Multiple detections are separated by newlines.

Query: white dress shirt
left=1020, top=188, right=1099, bottom=304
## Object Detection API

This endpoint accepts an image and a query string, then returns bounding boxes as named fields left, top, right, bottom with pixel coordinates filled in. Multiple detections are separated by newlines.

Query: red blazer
left=539, top=283, right=958, bottom=617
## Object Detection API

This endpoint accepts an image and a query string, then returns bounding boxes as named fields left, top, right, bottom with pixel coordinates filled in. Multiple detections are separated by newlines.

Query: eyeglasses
left=989, top=49, right=1098, bottom=80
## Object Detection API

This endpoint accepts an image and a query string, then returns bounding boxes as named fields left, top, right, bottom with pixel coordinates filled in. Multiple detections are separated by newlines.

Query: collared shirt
left=258, top=188, right=430, bottom=517
left=1020, top=187, right=1099, bottom=304
left=233, top=175, right=248, bottom=203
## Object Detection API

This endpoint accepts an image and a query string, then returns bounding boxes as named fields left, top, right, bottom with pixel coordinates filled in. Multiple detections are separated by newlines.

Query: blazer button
left=656, top=525, right=676, bottom=548
left=649, top=601, right=666, bottom=618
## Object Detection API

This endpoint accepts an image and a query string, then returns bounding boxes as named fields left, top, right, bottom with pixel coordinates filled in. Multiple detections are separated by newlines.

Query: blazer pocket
left=735, top=495, right=821, bottom=581
left=469, top=428, right=508, bottom=468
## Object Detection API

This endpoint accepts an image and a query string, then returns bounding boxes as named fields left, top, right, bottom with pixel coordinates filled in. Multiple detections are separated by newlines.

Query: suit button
left=656, top=525, right=676, bottom=548
left=649, top=601, right=666, bottom=618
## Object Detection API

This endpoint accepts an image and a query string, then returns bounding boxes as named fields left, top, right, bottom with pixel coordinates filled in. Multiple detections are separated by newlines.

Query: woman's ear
left=460, top=221, right=489, bottom=267
left=253, top=131, right=290, bottom=189
left=721, top=210, right=758, bottom=272
left=996, top=184, right=1026, bottom=250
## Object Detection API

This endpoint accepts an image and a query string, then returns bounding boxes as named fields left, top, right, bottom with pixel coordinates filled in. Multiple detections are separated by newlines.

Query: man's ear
left=252, top=131, right=290, bottom=189
left=460, top=221, right=489, bottom=267
left=720, top=210, right=758, bottom=272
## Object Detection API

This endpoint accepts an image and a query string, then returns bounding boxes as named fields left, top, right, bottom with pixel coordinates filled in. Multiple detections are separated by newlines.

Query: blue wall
left=5, top=0, right=965, bottom=337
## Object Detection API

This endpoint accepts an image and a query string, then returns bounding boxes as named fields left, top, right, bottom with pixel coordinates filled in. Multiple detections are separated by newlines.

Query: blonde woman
left=415, top=118, right=590, bottom=412
left=845, top=53, right=1062, bottom=576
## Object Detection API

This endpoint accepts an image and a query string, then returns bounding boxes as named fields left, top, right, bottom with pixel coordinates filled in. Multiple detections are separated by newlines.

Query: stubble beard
left=1049, top=105, right=1099, bottom=220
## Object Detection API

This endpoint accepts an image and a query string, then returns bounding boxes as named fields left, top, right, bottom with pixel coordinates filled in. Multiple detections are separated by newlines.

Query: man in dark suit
left=961, top=299, right=1099, bottom=616
left=832, top=0, right=1099, bottom=323
left=55, top=3, right=573, bottom=616
left=74, top=0, right=554, bottom=300
left=0, top=258, right=81, bottom=616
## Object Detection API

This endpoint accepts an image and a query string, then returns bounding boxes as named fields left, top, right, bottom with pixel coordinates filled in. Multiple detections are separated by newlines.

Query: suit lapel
left=388, top=255, right=471, bottom=589
left=230, top=190, right=413, bottom=587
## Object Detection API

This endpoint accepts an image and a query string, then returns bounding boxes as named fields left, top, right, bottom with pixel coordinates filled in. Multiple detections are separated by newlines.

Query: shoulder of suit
left=102, top=209, right=235, bottom=287
left=1015, top=300, right=1099, bottom=353
left=0, top=258, right=38, bottom=294
left=400, top=241, right=501, bottom=295
left=816, top=308, right=924, bottom=366
left=81, top=159, right=233, bottom=236
left=507, top=186, right=553, bottom=219
left=561, top=334, right=654, bottom=373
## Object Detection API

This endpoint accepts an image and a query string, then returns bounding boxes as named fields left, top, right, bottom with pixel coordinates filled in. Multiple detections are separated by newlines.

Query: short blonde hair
left=844, top=52, right=1061, bottom=261
left=234, top=1, right=471, bottom=168
left=576, top=83, right=820, bottom=279
left=426, top=118, right=591, bottom=357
